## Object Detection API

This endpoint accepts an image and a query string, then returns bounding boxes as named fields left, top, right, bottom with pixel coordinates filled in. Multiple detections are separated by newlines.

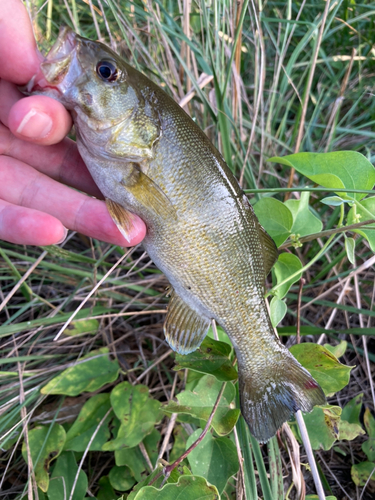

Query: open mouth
left=23, top=26, right=79, bottom=95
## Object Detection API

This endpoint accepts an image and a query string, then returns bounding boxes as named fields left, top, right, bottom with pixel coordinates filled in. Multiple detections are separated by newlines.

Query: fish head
left=25, top=26, right=139, bottom=131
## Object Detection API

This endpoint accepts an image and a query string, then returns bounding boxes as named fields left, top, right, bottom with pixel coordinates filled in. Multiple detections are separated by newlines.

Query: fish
left=25, top=27, right=326, bottom=442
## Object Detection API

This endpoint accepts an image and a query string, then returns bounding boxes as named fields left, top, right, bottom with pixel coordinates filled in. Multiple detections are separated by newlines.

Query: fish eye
left=96, top=60, right=118, bottom=82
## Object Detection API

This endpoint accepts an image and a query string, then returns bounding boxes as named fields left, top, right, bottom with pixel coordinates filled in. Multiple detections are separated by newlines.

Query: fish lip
left=23, top=26, right=80, bottom=96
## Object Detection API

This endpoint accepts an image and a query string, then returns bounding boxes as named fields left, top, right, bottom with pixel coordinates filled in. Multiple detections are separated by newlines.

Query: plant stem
left=279, top=218, right=375, bottom=249
left=295, top=410, right=325, bottom=500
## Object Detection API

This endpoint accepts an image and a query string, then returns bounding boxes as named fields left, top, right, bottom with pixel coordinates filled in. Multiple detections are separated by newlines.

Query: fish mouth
left=23, top=26, right=81, bottom=97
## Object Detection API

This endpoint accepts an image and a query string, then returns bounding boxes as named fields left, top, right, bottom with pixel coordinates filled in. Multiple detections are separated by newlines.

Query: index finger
left=0, top=0, right=42, bottom=84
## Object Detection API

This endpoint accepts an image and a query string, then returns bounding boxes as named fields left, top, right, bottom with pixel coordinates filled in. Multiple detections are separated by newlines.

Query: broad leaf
left=103, top=383, right=161, bottom=451
left=174, top=337, right=237, bottom=381
left=345, top=237, right=355, bottom=264
left=339, top=419, right=365, bottom=441
left=48, top=451, right=88, bottom=500
left=96, top=476, right=116, bottom=500
left=132, top=475, right=220, bottom=500
left=351, top=461, right=375, bottom=486
left=299, top=405, right=341, bottom=450
left=64, top=319, right=99, bottom=337
left=108, top=465, right=136, bottom=492
left=41, top=348, right=119, bottom=396
left=253, top=197, right=293, bottom=247
left=64, top=394, right=111, bottom=451
left=324, top=341, right=347, bottom=359
left=273, top=253, right=303, bottom=299
left=186, top=429, right=239, bottom=493
left=290, top=343, right=352, bottom=396
left=115, top=446, right=147, bottom=482
left=22, top=424, right=65, bottom=492
left=341, top=393, right=363, bottom=425
left=270, top=296, right=287, bottom=327
left=164, top=375, right=240, bottom=435
left=363, top=408, right=375, bottom=461
left=285, top=192, right=322, bottom=237
left=269, top=151, right=375, bottom=201
left=347, top=196, right=375, bottom=252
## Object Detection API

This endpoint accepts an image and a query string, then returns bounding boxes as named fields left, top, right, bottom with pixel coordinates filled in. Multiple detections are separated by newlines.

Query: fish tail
left=238, top=348, right=326, bottom=443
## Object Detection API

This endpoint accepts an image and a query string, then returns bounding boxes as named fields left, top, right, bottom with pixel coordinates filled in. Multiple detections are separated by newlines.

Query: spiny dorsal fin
left=105, top=198, right=138, bottom=241
left=258, top=224, right=278, bottom=277
left=164, top=291, right=210, bottom=355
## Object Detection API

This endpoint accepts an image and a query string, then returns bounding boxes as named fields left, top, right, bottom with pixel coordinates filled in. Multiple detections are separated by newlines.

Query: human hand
left=0, top=0, right=146, bottom=246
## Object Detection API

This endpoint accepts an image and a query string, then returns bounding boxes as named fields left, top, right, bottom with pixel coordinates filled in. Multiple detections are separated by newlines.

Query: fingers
left=0, top=155, right=147, bottom=246
left=0, top=123, right=101, bottom=198
left=9, top=94, right=73, bottom=145
left=0, top=0, right=42, bottom=84
left=0, top=201, right=67, bottom=246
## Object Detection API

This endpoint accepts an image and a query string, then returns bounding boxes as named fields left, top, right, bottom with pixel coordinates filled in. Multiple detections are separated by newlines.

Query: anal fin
left=164, top=291, right=210, bottom=355
left=106, top=198, right=138, bottom=242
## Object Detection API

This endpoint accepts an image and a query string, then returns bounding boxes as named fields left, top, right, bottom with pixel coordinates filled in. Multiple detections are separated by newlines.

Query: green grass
left=1, top=1, right=375, bottom=499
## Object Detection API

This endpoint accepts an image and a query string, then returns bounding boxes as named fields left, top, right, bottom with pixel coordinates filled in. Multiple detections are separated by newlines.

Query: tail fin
left=238, top=349, right=326, bottom=443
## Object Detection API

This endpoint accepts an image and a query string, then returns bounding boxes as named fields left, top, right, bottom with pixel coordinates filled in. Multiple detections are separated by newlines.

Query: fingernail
left=56, top=227, right=68, bottom=245
left=16, top=109, right=53, bottom=139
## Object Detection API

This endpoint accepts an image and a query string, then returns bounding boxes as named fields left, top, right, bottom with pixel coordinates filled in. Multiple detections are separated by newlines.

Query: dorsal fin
left=258, top=224, right=278, bottom=277
left=164, top=291, right=210, bottom=355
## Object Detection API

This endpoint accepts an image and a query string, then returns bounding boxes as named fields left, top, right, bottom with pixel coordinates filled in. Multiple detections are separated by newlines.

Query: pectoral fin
left=164, top=291, right=210, bottom=354
left=121, top=165, right=177, bottom=220
left=106, top=198, right=138, bottom=242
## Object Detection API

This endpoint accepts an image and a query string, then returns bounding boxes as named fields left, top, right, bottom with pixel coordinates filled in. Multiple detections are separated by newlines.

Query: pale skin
left=0, top=0, right=146, bottom=246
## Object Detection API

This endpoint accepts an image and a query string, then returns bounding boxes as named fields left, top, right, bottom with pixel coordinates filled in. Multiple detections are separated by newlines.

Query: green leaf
left=324, top=340, right=347, bottom=359
left=22, top=424, right=66, bottom=492
left=347, top=196, right=375, bottom=252
left=351, top=461, right=375, bottom=486
left=102, top=383, right=161, bottom=451
left=320, top=196, right=347, bottom=206
left=273, top=253, right=303, bottom=299
left=186, top=430, right=239, bottom=493
left=132, top=475, right=220, bottom=500
left=269, top=296, right=287, bottom=327
left=290, top=343, right=352, bottom=396
left=115, top=446, right=147, bottom=482
left=339, top=419, right=365, bottom=441
left=143, top=428, right=161, bottom=469
left=298, top=405, right=341, bottom=451
left=64, top=319, right=99, bottom=337
left=41, top=348, right=119, bottom=396
left=306, top=496, right=337, bottom=500
left=363, top=408, right=375, bottom=461
left=169, top=425, right=189, bottom=463
left=96, top=476, right=117, bottom=500
left=269, top=151, right=375, bottom=201
left=109, top=465, right=136, bottom=492
left=253, top=197, right=293, bottom=247
left=341, top=393, right=363, bottom=425
left=48, top=451, right=88, bottom=500
left=345, top=237, right=355, bottom=264
left=285, top=192, right=322, bottom=237
left=363, top=438, right=375, bottom=462
left=364, top=407, right=375, bottom=437
left=174, top=337, right=238, bottom=381
left=164, top=375, right=240, bottom=436
left=64, top=394, right=111, bottom=451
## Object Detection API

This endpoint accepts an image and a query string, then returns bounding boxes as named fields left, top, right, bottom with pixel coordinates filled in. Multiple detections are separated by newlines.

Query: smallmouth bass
left=26, top=28, right=325, bottom=442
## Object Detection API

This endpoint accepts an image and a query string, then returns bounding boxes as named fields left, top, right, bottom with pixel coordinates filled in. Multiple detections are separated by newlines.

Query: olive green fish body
left=28, top=28, right=325, bottom=442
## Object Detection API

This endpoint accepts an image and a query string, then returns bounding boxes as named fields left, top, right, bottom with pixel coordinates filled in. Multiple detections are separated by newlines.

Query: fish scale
left=26, top=27, right=326, bottom=442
